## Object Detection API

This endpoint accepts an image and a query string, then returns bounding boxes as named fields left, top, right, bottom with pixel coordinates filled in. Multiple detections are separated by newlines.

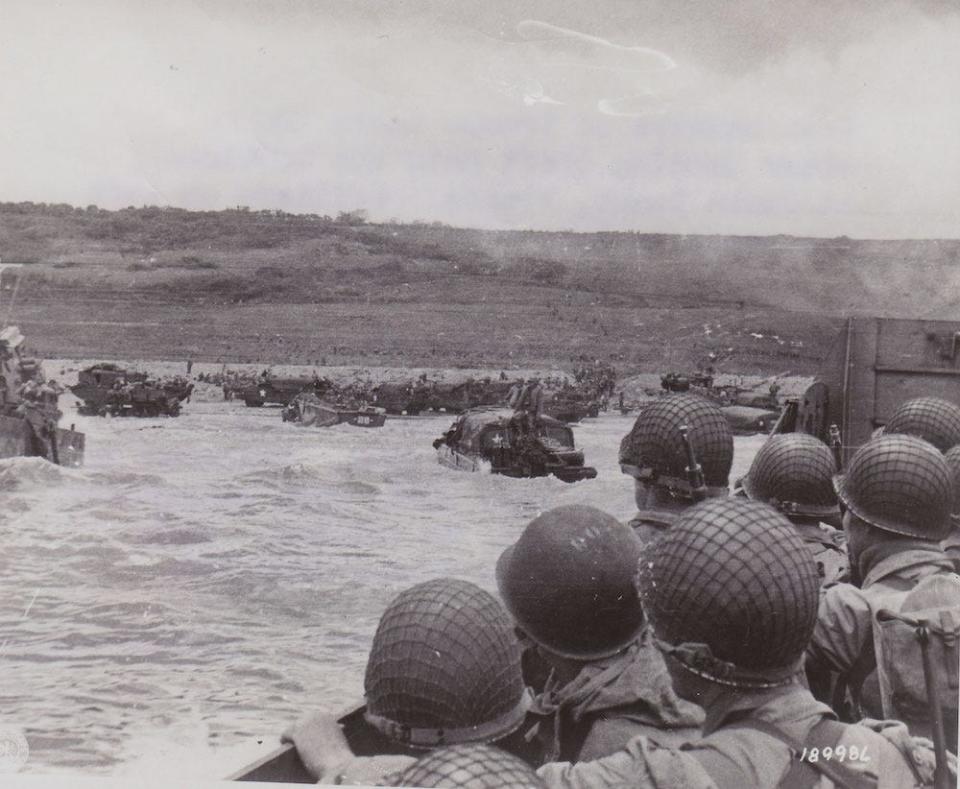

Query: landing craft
left=228, top=700, right=541, bottom=783
left=772, top=317, right=960, bottom=461
left=0, top=325, right=84, bottom=466
left=282, top=391, right=387, bottom=428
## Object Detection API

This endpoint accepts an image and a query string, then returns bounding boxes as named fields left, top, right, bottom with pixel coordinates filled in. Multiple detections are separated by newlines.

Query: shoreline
left=44, top=357, right=815, bottom=403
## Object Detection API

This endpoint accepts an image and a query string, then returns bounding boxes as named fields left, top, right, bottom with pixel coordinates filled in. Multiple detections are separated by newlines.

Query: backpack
left=872, top=573, right=960, bottom=744
left=715, top=717, right=877, bottom=789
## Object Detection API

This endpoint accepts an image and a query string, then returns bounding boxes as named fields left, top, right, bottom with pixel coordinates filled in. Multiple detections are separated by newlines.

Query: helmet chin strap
left=654, top=638, right=803, bottom=690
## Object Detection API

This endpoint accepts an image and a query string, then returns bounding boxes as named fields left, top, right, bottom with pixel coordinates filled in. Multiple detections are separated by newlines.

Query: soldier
left=618, top=394, right=733, bottom=544
left=880, top=395, right=960, bottom=452
left=536, top=499, right=944, bottom=788
left=941, top=444, right=960, bottom=572
left=284, top=578, right=532, bottom=783
left=389, top=744, right=546, bottom=788
left=496, top=506, right=703, bottom=765
left=738, top=433, right=848, bottom=588
left=507, top=379, right=526, bottom=408
left=805, top=434, right=957, bottom=723
left=309, top=501, right=944, bottom=787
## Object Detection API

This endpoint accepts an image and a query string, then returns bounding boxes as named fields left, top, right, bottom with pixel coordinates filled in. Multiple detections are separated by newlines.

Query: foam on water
left=2, top=400, right=765, bottom=777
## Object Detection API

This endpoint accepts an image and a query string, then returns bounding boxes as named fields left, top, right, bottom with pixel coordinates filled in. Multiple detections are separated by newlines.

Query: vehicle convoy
left=772, top=317, right=960, bottom=461
left=281, top=392, right=387, bottom=428
left=0, top=325, right=84, bottom=466
left=432, top=407, right=597, bottom=482
left=70, top=364, right=193, bottom=417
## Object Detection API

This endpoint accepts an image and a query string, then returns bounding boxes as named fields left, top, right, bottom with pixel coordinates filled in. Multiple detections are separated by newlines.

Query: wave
left=0, top=456, right=71, bottom=490
left=233, top=462, right=381, bottom=496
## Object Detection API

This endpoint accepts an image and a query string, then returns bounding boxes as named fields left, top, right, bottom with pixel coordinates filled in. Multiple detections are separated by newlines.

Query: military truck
left=433, top=407, right=597, bottom=482
left=71, top=365, right=193, bottom=417
left=0, top=325, right=84, bottom=466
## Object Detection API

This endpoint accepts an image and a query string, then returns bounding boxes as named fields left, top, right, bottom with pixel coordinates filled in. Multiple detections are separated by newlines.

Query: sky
left=1, top=0, right=958, bottom=238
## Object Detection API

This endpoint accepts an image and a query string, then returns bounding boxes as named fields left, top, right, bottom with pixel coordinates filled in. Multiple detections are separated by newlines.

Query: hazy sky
left=2, top=0, right=958, bottom=237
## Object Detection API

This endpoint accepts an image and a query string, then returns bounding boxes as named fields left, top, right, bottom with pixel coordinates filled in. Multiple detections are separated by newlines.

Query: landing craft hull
left=229, top=702, right=542, bottom=782
left=0, top=415, right=85, bottom=467
left=773, top=317, right=960, bottom=464
left=287, top=396, right=387, bottom=428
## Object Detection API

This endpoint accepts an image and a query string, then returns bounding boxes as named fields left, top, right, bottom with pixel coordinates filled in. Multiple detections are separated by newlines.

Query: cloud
left=476, top=19, right=677, bottom=117
left=0, top=1, right=957, bottom=237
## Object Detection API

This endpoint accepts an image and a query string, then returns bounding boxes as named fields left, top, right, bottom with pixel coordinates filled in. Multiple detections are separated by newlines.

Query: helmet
left=364, top=579, right=529, bottom=748
left=619, top=394, right=733, bottom=498
left=883, top=397, right=960, bottom=452
left=637, top=498, right=820, bottom=688
left=833, top=434, right=954, bottom=539
left=945, top=445, right=960, bottom=523
left=392, top=744, right=545, bottom=788
left=496, top=505, right=644, bottom=660
left=741, top=433, right=839, bottom=519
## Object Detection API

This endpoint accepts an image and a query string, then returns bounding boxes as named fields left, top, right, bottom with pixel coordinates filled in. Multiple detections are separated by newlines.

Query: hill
left=1, top=201, right=957, bottom=373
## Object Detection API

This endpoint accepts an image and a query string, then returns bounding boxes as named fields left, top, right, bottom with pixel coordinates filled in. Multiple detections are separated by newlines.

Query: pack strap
left=727, top=717, right=875, bottom=789
left=830, top=638, right=877, bottom=722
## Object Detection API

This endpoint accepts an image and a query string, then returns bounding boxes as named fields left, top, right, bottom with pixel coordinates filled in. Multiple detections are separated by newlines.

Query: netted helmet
left=883, top=396, right=960, bottom=452
left=391, top=745, right=545, bottom=788
left=364, top=579, right=529, bottom=748
left=637, top=498, right=820, bottom=688
left=619, top=394, right=733, bottom=498
left=944, top=445, right=960, bottom=524
left=833, top=434, right=954, bottom=539
left=496, top=505, right=644, bottom=660
left=741, top=433, right=839, bottom=519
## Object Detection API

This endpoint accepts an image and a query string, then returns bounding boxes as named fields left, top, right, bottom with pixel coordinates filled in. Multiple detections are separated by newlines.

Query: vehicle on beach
left=281, top=392, right=387, bottom=428
left=0, top=325, right=84, bottom=466
left=544, top=390, right=601, bottom=423
left=719, top=404, right=780, bottom=435
left=373, top=378, right=514, bottom=415
left=433, top=407, right=597, bottom=482
left=70, top=364, right=193, bottom=417
left=238, top=375, right=330, bottom=407
left=773, top=316, right=960, bottom=461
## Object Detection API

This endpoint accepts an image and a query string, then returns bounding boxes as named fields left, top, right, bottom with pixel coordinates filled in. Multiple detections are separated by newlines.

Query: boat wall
left=0, top=415, right=31, bottom=459
left=0, top=416, right=85, bottom=467
left=813, top=317, right=960, bottom=464
left=299, top=401, right=341, bottom=427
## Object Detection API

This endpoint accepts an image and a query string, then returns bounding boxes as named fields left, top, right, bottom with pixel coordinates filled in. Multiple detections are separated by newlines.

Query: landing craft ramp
left=780, top=317, right=960, bottom=463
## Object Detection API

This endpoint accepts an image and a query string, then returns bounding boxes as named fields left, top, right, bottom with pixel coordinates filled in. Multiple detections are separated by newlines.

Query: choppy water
left=1, top=401, right=763, bottom=778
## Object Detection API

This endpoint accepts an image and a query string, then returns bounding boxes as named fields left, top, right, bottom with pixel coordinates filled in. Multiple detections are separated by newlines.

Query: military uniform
left=528, top=631, right=703, bottom=764
left=626, top=510, right=677, bottom=547
left=536, top=685, right=927, bottom=789
left=539, top=498, right=938, bottom=789
left=498, top=506, right=702, bottom=767
left=942, top=531, right=960, bottom=574
left=806, top=432, right=958, bottom=739
left=805, top=545, right=955, bottom=716
left=792, top=521, right=849, bottom=588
